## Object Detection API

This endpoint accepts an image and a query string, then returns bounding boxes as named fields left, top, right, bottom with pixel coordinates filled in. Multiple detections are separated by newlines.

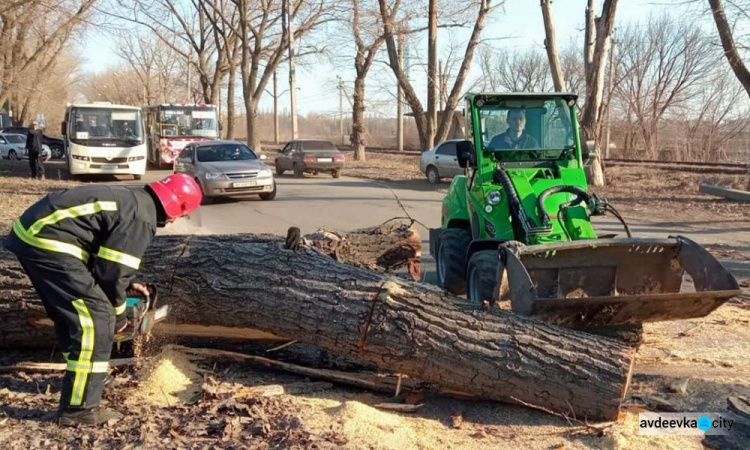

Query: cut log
left=0, top=227, right=635, bottom=421
left=0, top=219, right=420, bottom=347
left=699, top=183, right=750, bottom=202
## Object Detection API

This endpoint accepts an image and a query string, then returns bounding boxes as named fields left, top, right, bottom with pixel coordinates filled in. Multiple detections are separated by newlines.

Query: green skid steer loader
left=429, top=92, right=740, bottom=337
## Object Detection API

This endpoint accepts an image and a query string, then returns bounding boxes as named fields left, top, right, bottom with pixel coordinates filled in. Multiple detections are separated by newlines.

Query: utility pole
left=438, top=59, right=444, bottom=112
left=337, top=76, right=344, bottom=146
left=397, top=24, right=405, bottom=152
left=283, top=0, right=299, bottom=140
left=604, top=32, right=616, bottom=159
left=273, top=70, right=279, bottom=144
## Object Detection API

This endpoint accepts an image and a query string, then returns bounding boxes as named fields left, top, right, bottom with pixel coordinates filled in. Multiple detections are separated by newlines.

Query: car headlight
left=486, top=190, right=502, bottom=205
left=204, top=172, right=224, bottom=180
left=257, top=169, right=272, bottom=178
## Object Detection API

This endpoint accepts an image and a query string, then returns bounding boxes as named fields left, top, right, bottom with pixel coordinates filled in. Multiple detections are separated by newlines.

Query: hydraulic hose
left=493, top=169, right=545, bottom=236
left=537, top=185, right=591, bottom=228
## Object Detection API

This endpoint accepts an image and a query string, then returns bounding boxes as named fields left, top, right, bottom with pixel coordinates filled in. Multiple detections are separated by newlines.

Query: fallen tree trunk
left=1, top=225, right=634, bottom=421
left=0, top=220, right=421, bottom=347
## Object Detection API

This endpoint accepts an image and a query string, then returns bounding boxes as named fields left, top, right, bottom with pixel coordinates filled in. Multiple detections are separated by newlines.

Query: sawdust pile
left=126, top=345, right=202, bottom=407
left=310, top=400, right=428, bottom=449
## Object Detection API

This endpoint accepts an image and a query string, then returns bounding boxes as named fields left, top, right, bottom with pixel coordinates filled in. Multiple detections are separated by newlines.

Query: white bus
left=62, top=102, right=147, bottom=180
left=144, top=103, right=219, bottom=168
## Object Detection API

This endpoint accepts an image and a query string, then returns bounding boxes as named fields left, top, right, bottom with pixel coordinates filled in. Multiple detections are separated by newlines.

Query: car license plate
left=233, top=181, right=257, bottom=188
left=317, top=157, right=333, bottom=162
left=100, top=164, right=118, bottom=170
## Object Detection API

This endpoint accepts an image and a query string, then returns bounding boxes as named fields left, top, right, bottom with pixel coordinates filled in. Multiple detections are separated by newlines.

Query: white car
left=0, top=133, right=51, bottom=161
left=420, top=139, right=464, bottom=184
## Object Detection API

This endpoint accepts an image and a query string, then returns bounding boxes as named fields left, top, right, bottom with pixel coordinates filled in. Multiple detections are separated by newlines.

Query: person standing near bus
left=26, top=121, right=45, bottom=180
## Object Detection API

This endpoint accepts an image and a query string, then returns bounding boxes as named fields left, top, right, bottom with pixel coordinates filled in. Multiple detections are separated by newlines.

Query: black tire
left=426, top=165, right=440, bottom=184
left=50, top=145, right=64, bottom=159
left=275, top=163, right=285, bottom=176
left=436, top=228, right=472, bottom=295
left=7, top=150, right=17, bottom=160
left=260, top=182, right=277, bottom=201
left=466, top=250, right=500, bottom=305
left=332, top=169, right=341, bottom=178
left=293, top=164, right=304, bottom=178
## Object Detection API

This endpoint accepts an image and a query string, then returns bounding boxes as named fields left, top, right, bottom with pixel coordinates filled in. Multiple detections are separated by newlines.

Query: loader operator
left=489, top=109, right=539, bottom=150
left=4, top=173, right=202, bottom=426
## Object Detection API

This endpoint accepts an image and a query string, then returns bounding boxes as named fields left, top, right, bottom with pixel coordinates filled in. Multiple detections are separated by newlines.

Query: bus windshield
left=70, top=108, right=144, bottom=146
left=159, top=107, right=218, bottom=138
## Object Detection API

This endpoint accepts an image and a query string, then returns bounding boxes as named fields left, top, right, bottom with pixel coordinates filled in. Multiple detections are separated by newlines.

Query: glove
left=127, top=281, right=150, bottom=299
left=115, top=313, right=128, bottom=333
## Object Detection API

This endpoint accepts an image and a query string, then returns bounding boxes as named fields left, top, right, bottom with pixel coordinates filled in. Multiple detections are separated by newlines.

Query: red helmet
left=148, top=173, right=202, bottom=219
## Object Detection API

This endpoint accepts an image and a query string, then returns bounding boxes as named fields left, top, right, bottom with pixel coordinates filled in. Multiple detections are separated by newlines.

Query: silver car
left=173, top=140, right=276, bottom=202
left=0, top=133, right=51, bottom=160
left=420, top=139, right=464, bottom=184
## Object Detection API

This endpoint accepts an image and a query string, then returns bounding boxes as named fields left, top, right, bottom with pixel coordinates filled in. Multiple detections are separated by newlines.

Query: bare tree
left=540, top=0, right=565, bottom=91
left=708, top=0, right=750, bottom=98
left=579, top=0, right=618, bottom=186
left=217, top=0, right=334, bottom=151
left=475, top=46, right=552, bottom=92
left=616, top=15, right=715, bottom=158
left=379, top=0, right=498, bottom=150
left=0, top=0, right=98, bottom=114
left=683, top=70, right=747, bottom=161
left=560, top=43, right=585, bottom=95
left=113, top=0, right=232, bottom=105
left=350, top=0, right=386, bottom=161
left=116, top=32, right=182, bottom=104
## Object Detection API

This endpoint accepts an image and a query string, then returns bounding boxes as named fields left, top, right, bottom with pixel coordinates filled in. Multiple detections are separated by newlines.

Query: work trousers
left=28, top=152, right=45, bottom=179
left=17, top=253, right=115, bottom=411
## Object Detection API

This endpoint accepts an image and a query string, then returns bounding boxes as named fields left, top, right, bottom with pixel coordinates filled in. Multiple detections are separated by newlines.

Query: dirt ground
left=0, top=155, right=748, bottom=449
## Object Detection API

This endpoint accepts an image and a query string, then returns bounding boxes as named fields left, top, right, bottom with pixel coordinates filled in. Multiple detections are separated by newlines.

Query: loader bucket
left=502, top=236, right=741, bottom=328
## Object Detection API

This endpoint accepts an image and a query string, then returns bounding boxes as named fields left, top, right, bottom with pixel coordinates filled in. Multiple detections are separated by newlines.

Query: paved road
left=101, top=168, right=749, bottom=282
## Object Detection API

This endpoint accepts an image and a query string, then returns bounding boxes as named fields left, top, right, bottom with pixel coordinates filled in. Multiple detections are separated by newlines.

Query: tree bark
left=580, top=0, right=618, bottom=187
left=427, top=0, right=438, bottom=149
left=541, top=0, right=567, bottom=91
left=226, top=62, right=236, bottom=139
left=0, top=227, right=634, bottom=421
left=351, top=74, right=367, bottom=161
left=709, top=0, right=750, bottom=98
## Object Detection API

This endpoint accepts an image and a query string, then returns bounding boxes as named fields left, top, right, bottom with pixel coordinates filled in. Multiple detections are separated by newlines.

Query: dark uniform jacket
left=5, top=185, right=158, bottom=315
left=26, top=129, right=44, bottom=154
left=489, top=130, right=540, bottom=150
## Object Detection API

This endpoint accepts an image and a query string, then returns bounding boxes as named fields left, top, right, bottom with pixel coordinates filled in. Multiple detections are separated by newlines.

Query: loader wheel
left=466, top=250, right=499, bottom=305
left=436, top=228, right=472, bottom=294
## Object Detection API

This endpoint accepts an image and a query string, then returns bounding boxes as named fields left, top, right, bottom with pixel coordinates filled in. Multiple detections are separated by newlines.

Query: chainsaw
left=113, top=283, right=169, bottom=343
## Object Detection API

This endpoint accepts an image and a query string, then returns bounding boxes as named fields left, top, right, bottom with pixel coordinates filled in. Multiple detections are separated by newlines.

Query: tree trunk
left=226, top=62, right=236, bottom=140
left=244, top=94, right=261, bottom=152
left=351, top=73, right=367, bottom=161
left=580, top=0, right=618, bottom=187
left=426, top=0, right=438, bottom=149
left=709, top=0, right=750, bottom=98
left=0, top=227, right=634, bottom=421
left=541, top=0, right=567, bottom=91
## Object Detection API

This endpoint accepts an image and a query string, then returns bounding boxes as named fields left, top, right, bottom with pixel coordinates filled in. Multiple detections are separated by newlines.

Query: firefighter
left=4, top=173, right=202, bottom=426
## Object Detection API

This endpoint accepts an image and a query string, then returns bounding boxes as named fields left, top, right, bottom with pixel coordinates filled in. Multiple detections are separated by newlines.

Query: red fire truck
left=144, top=103, right=220, bottom=168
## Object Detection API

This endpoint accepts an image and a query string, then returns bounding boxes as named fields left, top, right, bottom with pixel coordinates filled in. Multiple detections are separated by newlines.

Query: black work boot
left=58, top=407, right=123, bottom=426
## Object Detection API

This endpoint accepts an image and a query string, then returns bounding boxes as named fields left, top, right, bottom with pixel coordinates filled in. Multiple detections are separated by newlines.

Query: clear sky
left=78, top=0, right=701, bottom=116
